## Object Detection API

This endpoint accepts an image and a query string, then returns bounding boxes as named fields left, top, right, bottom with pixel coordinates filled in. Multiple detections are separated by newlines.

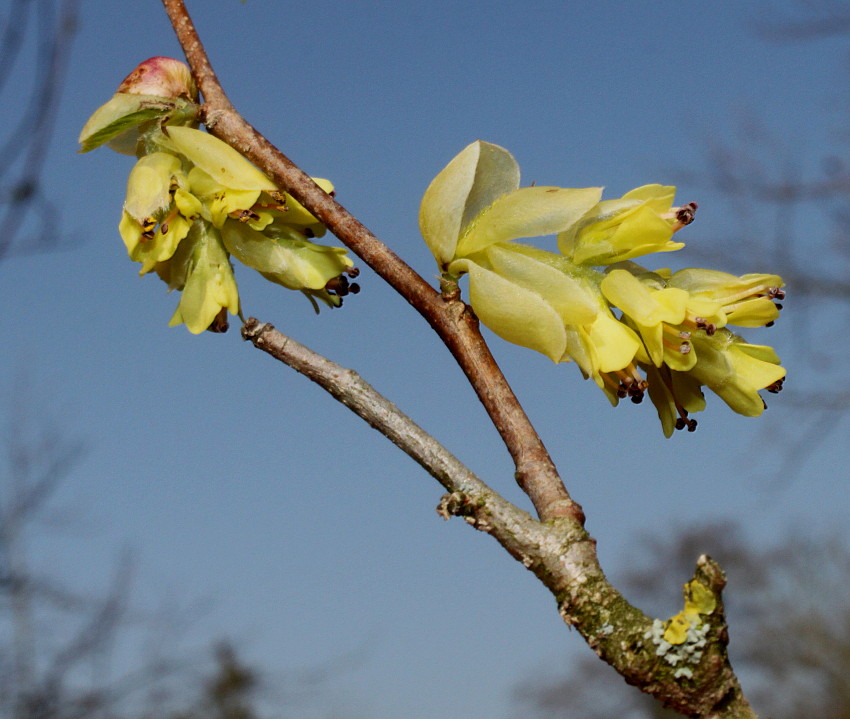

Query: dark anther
left=325, top=276, right=348, bottom=294
left=236, top=209, right=259, bottom=223
left=207, top=308, right=230, bottom=333
left=630, top=392, right=644, bottom=404
left=687, top=419, right=698, bottom=432
left=676, top=201, right=698, bottom=225
left=774, top=302, right=783, bottom=311
left=766, top=321, right=775, bottom=328
left=617, top=385, right=628, bottom=398
left=675, top=417, right=686, bottom=431
left=706, top=323, right=716, bottom=335
left=767, top=378, right=784, bottom=394
left=326, top=275, right=361, bottom=298
left=141, top=230, right=155, bottom=241
left=769, top=287, right=786, bottom=300
left=346, top=267, right=361, bottom=278
left=161, top=222, right=169, bottom=234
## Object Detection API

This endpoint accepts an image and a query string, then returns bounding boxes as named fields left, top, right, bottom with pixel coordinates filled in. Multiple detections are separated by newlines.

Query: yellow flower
left=559, top=185, right=694, bottom=266
left=448, top=244, right=643, bottom=399
left=119, top=152, right=202, bottom=274
left=688, top=331, right=786, bottom=417
left=601, top=269, right=696, bottom=371
left=164, top=221, right=240, bottom=334
left=419, top=140, right=601, bottom=268
left=668, top=269, right=784, bottom=329
left=221, top=222, right=357, bottom=309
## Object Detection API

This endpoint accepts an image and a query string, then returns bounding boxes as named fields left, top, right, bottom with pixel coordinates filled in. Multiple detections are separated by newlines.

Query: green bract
left=82, top=57, right=359, bottom=334
left=420, top=142, right=787, bottom=435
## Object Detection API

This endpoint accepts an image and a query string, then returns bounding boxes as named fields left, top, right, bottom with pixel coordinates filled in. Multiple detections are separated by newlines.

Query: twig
left=160, top=2, right=760, bottom=715
left=160, top=0, right=581, bottom=525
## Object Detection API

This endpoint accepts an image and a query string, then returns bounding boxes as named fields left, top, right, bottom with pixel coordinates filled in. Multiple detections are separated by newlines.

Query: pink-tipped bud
left=117, top=57, right=198, bottom=101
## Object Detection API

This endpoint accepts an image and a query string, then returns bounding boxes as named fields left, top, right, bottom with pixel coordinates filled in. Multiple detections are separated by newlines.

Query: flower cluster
left=419, top=141, right=785, bottom=435
left=79, top=57, right=358, bottom=333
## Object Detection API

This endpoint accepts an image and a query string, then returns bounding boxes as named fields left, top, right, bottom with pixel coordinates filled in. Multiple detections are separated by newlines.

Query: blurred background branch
left=0, top=0, right=79, bottom=264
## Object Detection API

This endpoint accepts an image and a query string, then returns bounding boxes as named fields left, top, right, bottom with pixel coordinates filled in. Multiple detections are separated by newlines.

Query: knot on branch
left=694, top=553, right=727, bottom=594
left=436, top=492, right=492, bottom=532
left=241, top=317, right=273, bottom=344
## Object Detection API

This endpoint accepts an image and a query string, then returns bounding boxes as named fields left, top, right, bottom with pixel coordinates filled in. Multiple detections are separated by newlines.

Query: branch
left=160, top=0, right=579, bottom=525
left=241, top=320, right=755, bottom=718
left=160, top=2, right=760, bottom=715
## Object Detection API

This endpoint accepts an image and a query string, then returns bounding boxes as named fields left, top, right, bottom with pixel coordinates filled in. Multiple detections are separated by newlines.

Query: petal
left=450, top=258, right=567, bottom=362
left=621, top=184, right=676, bottom=212
left=121, top=211, right=192, bottom=275
left=168, top=223, right=239, bottom=334
left=584, top=312, right=641, bottom=373
left=419, top=141, right=519, bottom=266
left=124, top=152, right=182, bottom=222
left=689, top=332, right=785, bottom=416
left=456, top=186, right=602, bottom=257
left=270, top=178, right=334, bottom=228
left=165, top=126, right=277, bottom=191
left=601, top=270, right=687, bottom=325
left=484, top=245, right=599, bottom=325
left=221, top=222, right=352, bottom=291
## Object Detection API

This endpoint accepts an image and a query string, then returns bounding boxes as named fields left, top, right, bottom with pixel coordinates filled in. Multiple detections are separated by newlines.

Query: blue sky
left=2, top=1, right=848, bottom=717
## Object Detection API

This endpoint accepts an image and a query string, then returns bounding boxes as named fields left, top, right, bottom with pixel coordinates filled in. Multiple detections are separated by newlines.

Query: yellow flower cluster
left=419, top=141, right=785, bottom=435
left=80, top=58, right=358, bottom=333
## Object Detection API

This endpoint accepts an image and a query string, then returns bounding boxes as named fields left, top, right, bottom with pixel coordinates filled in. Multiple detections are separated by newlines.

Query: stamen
left=766, top=378, right=784, bottom=394
left=662, top=336, right=691, bottom=355
left=686, top=314, right=717, bottom=336
left=231, top=208, right=260, bottom=223
left=674, top=201, right=698, bottom=227
left=206, top=308, right=229, bottom=333
left=615, top=365, right=647, bottom=403
left=768, top=287, right=785, bottom=300
left=657, top=364, right=698, bottom=433
left=600, top=372, right=627, bottom=398
left=160, top=206, right=180, bottom=235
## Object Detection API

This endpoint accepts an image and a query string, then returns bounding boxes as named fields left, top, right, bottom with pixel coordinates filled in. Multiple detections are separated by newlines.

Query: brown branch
left=160, top=0, right=580, bottom=525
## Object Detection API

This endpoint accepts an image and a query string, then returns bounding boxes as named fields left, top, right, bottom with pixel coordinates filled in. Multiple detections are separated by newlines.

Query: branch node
left=241, top=317, right=273, bottom=344
left=436, top=492, right=492, bottom=532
